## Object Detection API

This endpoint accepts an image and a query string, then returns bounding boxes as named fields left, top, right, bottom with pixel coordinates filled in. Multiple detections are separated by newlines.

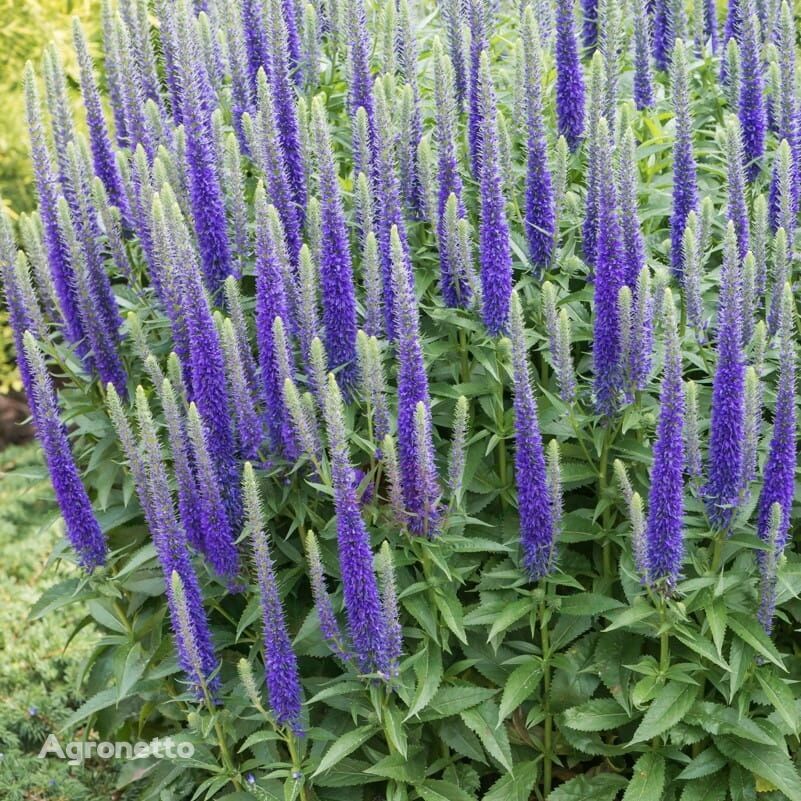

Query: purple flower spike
left=323, top=374, right=390, bottom=676
left=704, top=222, right=745, bottom=530
left=644, top=290, right=685, bottom=590
left=477, top=52, right=513, bottom=336
left=467, top=0, right=488, bottom=177
left=311, top=96, right=359, bottom=391
left=510, top=294, right=557, bottom=580
left=670, top=41, right=698, bottom=280
left=618, top=129, right=647, bottom=289
left=22, top=334, right=106, bottom=571
left=390, top=226, right=441, bottom=538
left=725, top=118, right=750, bottom=262
left=555, top=0, right=586, bottom=150
left=737, top=0, right=766, bottom=182
left=582, top=0, right=599, bottom=50
left=522, top=10, right=555, bottom=272
left=244, top=463, right=304, bottom=732
left=633, top=0, right=654, bottom=109
left=592, top=117, right=626, bottom=417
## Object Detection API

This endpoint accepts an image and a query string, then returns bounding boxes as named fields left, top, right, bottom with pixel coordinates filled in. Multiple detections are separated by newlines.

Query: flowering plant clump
left=4, top=0, right=801, bottom=798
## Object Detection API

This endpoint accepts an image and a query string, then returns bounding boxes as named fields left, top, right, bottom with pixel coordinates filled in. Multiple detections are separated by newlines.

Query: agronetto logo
left=38, top=734, right=194, bottom=766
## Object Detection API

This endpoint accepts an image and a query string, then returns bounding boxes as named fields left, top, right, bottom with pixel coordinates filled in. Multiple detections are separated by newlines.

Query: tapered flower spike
left=220, top=318, right=264, bottom=460
left=633, top=0, right=654, bottom=109
left=377, top=541, right=402, bottom=675
left=599, top=0, right=622, bottom=125
left=510, top=293, right=557, bottom=580
left=7, top=250, right=48, bottom=357
left=522, top=10, right=555, bottom=272
left=554, top=0, right=586, bottom=150
left=160, top=378, right=204, bottom=552
left=737, top=0, right=766, bottom=182
left=618, top=129, right=647, bottom=289
left=371, top=77, right=413, bottom=339
left=582, top=0, right=599, bottom=50
left=302, top=3, right=320, bottom=87
left=283, top=377, right=322, bottom=463
left=466, top=0, right=488, bottom=177
left=56, top=196, right=126, bottom=393
left=354, top=169, right=375, bottom=246
left=223, top=276, right=259, bottom=393
left=24, top=63, right=84, bottom=346
left=294, top=244, right=320, bottom=367
left=358, top=231, right=382, bottom=338
left=305, top=530, right=350, bottom=662
left=703, top=0, right=719, bottom=52
left=169, top=571, right=210, bottom=694
left=357, top=332, right=391, bottom=449
left=42, top=44, right=75, bottom=194
left=381, top=434, right=407, bottom=526
left=725, top=118, right=750, bottom=262
left=669, top=41, right=698, bottom=280
left=241, top=0, right=272, bottom=89
left=593, top=116, right=626, bottom=417
left=417, top=137, right=438, bottom=230
left=741, top=252, right=757, bottom=344
left=18, top=212, right=60, bottom=324
left=769, top=139, right=794, bottom=236
left=644, top=289, right=685, bottom=590
left=100, top=0, right=130, bottom=143
left=254, top=185, right=296, bottom=458
left=684, top=380, right=703, bottom=481
left=21, top=334, right=106, bottom=571
left=72, top=19, right=129, bottom=220
left=542, top=282, right=577, bottom=404
left=741, top=365, right=761, bottom=486
left=253, top=72, right=303, bottom=263
left=630, top=267, right=654, bottom=392
left=92, top=179, right=135, bottom=291
left=220, top=0, right=255, bottom=140
left=758, top=503, right=783, bottom=634
left=390, top=225, right=441, bottom=537
left=123, top=384, right=219, bottom=693
left=323, top=374, right=390, bottom=675
left=768, top=227, right=789, bottom=337
left=310, top=96, right=359, bottom=391
left=756, top=282, right=796, bottom=555
left=346, top=0, right=375, bottom=138
left=221, top=134, right=251, bottom=279
left=775, top=3, right=798, bottom=202
left=441, top=0, right=467, bottom=106
left=433, top=41, right=470, bottom=307
left=704, top=222, right=745, bottom=530
left=447, top=396, right=470, bottom=504
left=267, top=0, right=306, bottom=214
left=682, top=212, right=704, bottom=334
left=476, top=52, right=512, bottom=336
left=243, top=463, right=304, bottom=732
left=185, top=402, right=241, bottom=580
left=652, top=0, right=671, bottom=71
left=618, top=286, right=634, bottom=396
left=583, top=53, right=605, bottom=268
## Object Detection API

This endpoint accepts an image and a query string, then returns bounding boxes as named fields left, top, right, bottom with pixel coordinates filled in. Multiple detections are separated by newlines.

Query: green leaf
left=365, top=752, right=424, bottom=783
left=434, top=587, right=468, bottom=644
left=603, top=602, right=656, bottom=631
left=460, top=701, right=513, bottom=772
left=548, top=773, right=627, bottom=801
left=117, top=642, right=147, bottom=702
left=727, top=613, right=786, bottom=671
left=755, top=669, right=798, bottom=733
left=498, top=659, right=543, bottom=723
left=559, top=593, right=625, bottom=617
left=484, top=761, right=539, bottom=801
left=416, top=780, right=476, bottom=801
left=676, top=746, right=726, bottom=780
left=28, top=578, right=86, bottom=621
left=630, top=681, right=697, bottom=743
left=561, top=698, right=632, bottom=732
left=487, top=596, right=533, bottom=640
left=715, top=736, right=801, bottom=801
left=310, top=725, right=379, bottom=777
left=622, top=753, right=666, bottom=801
left=727, top=764, right=756, bottom=801
left=420, top=686, right=497, bottom=720
left=60, top=688, right=118, bottom=731
left=405, top=644, right=443, bottom=720
left=679, top=777, right=726, bottom=801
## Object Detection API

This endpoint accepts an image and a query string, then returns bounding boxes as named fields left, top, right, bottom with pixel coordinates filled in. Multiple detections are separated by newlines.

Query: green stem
left=458, top=328, right=470, bottom=385
left=710, top=530, right=725, bottom=574
left=659, top=600, right=670, bottom=675
left=540, top=592, right=553, bottom=800
left=287, top=733, right=310, bottom=801
left=201, top=683, right=241, bottom=791
left=496, top=344, right=508, bottom=503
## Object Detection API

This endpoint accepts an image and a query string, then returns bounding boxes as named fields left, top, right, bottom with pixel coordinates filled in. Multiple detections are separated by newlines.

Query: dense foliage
left=3, top=0, right=801, bottom=799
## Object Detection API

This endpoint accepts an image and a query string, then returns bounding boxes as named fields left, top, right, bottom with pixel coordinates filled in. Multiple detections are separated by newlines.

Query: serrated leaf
left=420, top=686, right=497, bottom=720
left=310, top=725, right=379, bottom=777
left=679, top=777, right=726, bottom=801
left=487, top=597, right=533, bottom=640
left=434, top=587, right=468, bottom=644
left=559, top=593, right=625, bottom=616
left=676, top=746, right=726, bottom=780
left=460, top=701, right=513, bottom=772
left=622, top=753, right=666, bottom=801
left=715, top=736, right=801, bottom=801
left=61, top=688, right=118, bottom=731
left=549, top=773, right=628, bottom=801
left=117, top=642, right=147, bottom=702
left=416, top=779, right=476, bottom=801
left=603, top=602, right=656, bottom=631
left=562, top=698, right=632, bottom=732
left=728, top=764, right=756, bottom=801
left=498, top=659, right=542, bottom=723
left=630, top=681, right=696, bottom=743
left=405, top=644, right=443, bottom=720
left=484, top=760, right=538, bottom=801
left=727, top=613, right=786, bottom=671
left=755, top=669, right=798, bottom=734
